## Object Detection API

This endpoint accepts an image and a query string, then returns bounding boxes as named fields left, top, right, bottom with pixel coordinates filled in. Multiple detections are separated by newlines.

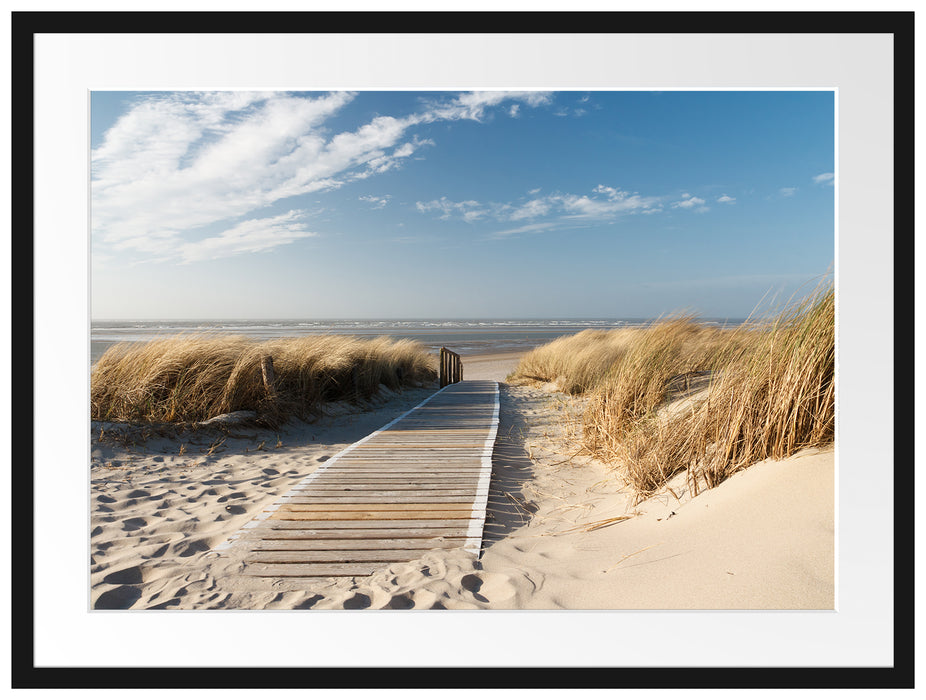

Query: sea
left=90, top=318, right=745, bottom=366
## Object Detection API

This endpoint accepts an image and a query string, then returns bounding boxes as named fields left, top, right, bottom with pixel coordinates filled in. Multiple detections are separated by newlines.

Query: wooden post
left=439, top=347, right=463, bottom=387
left=260, top=355, right=276, bottom=399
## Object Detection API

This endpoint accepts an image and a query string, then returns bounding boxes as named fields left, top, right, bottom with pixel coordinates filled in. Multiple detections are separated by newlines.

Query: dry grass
left=612, top=284, right=836, bottom=499
left=508, top=328, right=637, bottom=394
left=91, top=334, right=437, bottom=426
left=509, top=283, right=835, bottom=500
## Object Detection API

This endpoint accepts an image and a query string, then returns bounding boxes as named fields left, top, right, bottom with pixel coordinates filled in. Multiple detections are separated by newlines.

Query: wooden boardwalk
left=213, top=379, right=500, bottom=579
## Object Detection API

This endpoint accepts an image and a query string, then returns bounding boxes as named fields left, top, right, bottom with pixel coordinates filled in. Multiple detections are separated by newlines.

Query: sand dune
left=90, top=352, right=833, bottom=610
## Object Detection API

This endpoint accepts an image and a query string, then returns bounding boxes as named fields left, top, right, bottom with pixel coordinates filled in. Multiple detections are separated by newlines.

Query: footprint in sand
left=224, top=504, right=246, bottom=515
left=94, top=585, right=142, bottom=609
left=294, top=594, right=324, bottom=609
left=102, top=566, right=143, bottom=585
left=122, top=517, right=147, bottom=532
left=262, top=468, right=279, bottom=476
left=179, top=540, right=211, bottom=558
left=342, top=593, right=371, bottom=609
left=317, top=456, right=330, bottom=462
left=127, top=489, right=150, bottom=499
left=460, top=572, right=517, bottom=603
left=461, top=573, right=489, bottom=602
left=387, top=594, right=415, bottom=610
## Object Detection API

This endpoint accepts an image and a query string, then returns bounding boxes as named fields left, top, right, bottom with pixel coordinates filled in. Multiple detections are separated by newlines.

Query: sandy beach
left=90, top=350, right=834, bottom=610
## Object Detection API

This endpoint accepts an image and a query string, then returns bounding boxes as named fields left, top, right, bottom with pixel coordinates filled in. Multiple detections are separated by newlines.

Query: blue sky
left=90, top=90, right=834, bottom=320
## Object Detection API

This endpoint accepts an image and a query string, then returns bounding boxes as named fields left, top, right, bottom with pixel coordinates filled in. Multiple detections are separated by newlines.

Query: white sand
left=90, top=352, right=833, bottom=610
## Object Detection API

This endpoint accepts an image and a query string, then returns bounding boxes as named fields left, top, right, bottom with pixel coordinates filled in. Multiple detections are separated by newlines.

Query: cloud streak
left=177, top=211, right=317, bottom=264
left=415, top=184, right=725, bottom=237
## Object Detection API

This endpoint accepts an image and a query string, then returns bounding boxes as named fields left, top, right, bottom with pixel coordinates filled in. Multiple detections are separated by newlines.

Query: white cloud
left=717, top=194, right=736, bottom=203
left=416, top=185, right=664, bottom=228
left=593, top=185, right=621, bottom=199
left=671, top=195, right=707, bottom=209
left=359, top=195, right=391, bottom=209
left=491, top=221, right=562, bottom=238
left=415, top=197, right=486, bottom=221
left=177, top=210, right=316, bottom=264
left=813, top=172, right=835, bottom=185
left=780, top=187, right=798, bottom=197
left=93, top=90, right=552, bottom=264
left=560, top=192, right=658, bottom=217
left=509, top=104, right=521, bottom=118
left=423, top=91, right=553, bottom=123
left=508, top=198, right=552, bottom=220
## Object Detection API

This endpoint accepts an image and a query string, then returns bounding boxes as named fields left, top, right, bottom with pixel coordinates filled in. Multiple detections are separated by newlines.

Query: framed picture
left=12, top=7, right=911, bottom=690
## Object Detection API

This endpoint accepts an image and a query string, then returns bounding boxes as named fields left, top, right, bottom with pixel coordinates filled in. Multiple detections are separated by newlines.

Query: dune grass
left=509, top=328, right=638, bottom=394
left=612, top=284, right=836, bottom=499
left=91, top=334, right=437, bottom=426
left=509, top=284, right=835, bottom=500
left=510, top=317, right=746, bottom=401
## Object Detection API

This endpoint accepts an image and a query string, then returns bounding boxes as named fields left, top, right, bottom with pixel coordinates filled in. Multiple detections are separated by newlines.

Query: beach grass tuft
left=509, top=283, right=835, bottom=499
left=91, top=334, right=437, bottom=426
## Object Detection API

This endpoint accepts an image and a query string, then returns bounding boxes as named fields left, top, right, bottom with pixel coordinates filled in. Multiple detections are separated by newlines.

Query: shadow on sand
left=480, top=384, right=538, bottom=550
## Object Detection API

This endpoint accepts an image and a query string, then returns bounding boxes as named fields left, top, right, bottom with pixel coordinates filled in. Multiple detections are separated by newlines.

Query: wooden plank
left=258, top=519, right=474, bottom=530
left=334, top=459, right=484, bottom=464
left=283, top=492, right=480, bottom=501
left=298, top=482, right=479, bottom=486
left=289, top=487, right=481, bottom=494
left=243, top=563, right=382, bottom=578
left=354, top=443, right=485, bottom=448
left=333, top=462, right=486, bottom=467
left=291, top=483, right=481, bottom=490
left=250, top=537, right=466, bottom=550
left=274, top=502, right=471, bottom=512
left=255, top=528, right=470, bottom=539
left=247, top=549, right=450, bottom=564
left=281, top=496, right=480, bottom=505
left=268, top=510, right=473, bottom=521
left=295, top=476, right=482, bottom=483
left=300, top=478, right=481, bottom=485
left=380, top=421, right=490, bottom=437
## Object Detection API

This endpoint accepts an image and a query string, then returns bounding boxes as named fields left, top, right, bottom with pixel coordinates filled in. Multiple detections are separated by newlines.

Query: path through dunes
left=213, top=380, right=499, bottom=579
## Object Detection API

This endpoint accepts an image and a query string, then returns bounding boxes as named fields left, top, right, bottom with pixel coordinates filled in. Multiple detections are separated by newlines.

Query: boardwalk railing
left=439, top=347, right=463, bottom=388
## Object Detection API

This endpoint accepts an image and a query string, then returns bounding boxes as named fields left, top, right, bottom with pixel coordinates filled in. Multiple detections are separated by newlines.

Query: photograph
left=89, top=88, right=836, bottom=611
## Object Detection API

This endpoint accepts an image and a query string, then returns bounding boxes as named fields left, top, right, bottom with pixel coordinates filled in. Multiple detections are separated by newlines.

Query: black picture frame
left=10, top=9, right=914, bottom=691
